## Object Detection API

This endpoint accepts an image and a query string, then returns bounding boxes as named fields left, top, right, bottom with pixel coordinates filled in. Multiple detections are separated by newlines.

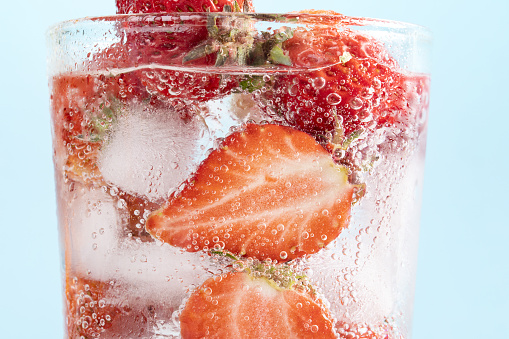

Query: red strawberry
left=66, top=277, right=129, bottom=338
left=116, top=0, right=254, bottom=14
left=120, top=191, right=161, bottom=241
left=113, top=13, right=243, bottom=104
left=51, top=72, right=153, bottom=186
left=179, top=271, right=336, bottom=338
left=259, top=11, right=412, bottom=139
left=146, top=123, right=361, bottom=262
left=115, top=0, right=255, bottom=103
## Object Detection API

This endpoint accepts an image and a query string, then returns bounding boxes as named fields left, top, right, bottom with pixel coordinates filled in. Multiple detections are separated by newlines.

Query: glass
left=47, top=12, right=431, bottom=339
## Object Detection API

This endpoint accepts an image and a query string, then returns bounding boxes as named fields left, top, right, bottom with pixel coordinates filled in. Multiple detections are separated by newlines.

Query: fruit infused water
left=47, top=9, right=431, bottom=339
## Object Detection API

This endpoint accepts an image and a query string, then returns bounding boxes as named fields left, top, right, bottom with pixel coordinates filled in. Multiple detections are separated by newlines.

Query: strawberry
left=146, top=123, right=361, bottom=262
left=116, top=0, right=254, bottom=14
left=115, top=0, right=255, bottom=103
left=66, top=276, right=129, bottom=338
left=114, top=13, right=247, bottom=104
left=257, top=11, right=411, bottom=140
left=179, top=270, right=336, bottom=338
left=119, top=191, right=160, bottom=241
left=51, top=71, right=153, bottom=186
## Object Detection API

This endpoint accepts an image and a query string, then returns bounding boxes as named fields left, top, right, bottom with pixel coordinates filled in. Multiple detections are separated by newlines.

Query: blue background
left=1, top=0, right=508, bottom=338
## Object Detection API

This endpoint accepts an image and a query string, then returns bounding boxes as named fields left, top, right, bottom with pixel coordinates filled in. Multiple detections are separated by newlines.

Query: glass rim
left=47, top=12, right=431, bottom=38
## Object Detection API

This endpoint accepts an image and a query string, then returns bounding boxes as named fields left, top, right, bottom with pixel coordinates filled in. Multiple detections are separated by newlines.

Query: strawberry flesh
left=146, top=123, right=358, bottom=262
left=179, top=271, right=336, bottom=338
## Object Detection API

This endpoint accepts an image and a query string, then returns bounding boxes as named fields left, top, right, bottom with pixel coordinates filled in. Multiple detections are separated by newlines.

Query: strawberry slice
left=179, top=271, right=336, bottom=338
left=116, top=0, right=254, bottom=14
left=146, top=123, right=360, bottom=262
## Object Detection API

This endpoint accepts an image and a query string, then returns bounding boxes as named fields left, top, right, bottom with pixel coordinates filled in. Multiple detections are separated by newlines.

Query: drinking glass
left=47, top=12, right=431, bottom=338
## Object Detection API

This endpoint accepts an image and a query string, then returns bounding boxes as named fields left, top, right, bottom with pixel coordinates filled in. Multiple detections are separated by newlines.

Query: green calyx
left=182, top=13, right=256, bottom=67
left=74, top=95, right=121, bottom=143
left=246, top=262, right=309, bottom=291
left=239, top=75, right=266, bottom=92
left=182, top=13, right=295, bottom=68
left=209, top=250, right=312, bottom=292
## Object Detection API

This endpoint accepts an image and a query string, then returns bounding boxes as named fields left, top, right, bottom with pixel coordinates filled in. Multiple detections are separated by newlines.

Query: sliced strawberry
left=179, top=271, right=336, bottom=338
left=146, top=123, right=360, bottom=262
left=116, top=0, right=254, bottom=14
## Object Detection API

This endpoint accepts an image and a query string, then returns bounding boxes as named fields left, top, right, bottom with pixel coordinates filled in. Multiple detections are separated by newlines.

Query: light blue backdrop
left=1, top=0, right=507, bottom=338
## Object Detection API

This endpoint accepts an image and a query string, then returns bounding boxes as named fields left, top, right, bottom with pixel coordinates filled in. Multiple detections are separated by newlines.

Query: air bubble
left=288, top=84, right=299, bottom=96
left=280, top=251, right=288, bottom=260
left=109, top=186, right=119, bottom=196
left=350, top=98, right=363, bottom=110
left=312, top=77, right=326, bottom=89
left=326, top=93, right=342, bottom=105
left=333, top=148, right=345, bottom=161
left=117, top=199, right=127, bottom=209
left=373, top=78, right=382, bottom=89
left=233, top=260, right=245, bottom=271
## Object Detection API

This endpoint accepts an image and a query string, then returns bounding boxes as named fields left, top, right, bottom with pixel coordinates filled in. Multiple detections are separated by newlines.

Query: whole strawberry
left=114, top=4, right=256, bottom=104
left=116, top=0, right=254, bottom=14
left=257, top=11, right=413, bottom=141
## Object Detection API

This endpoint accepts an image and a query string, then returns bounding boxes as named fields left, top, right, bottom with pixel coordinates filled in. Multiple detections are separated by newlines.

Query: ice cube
left=65, top=184, right=122, bottom=277
left=229, top=93, right=267, bottom=123
left=98, top=104, right=209, bottom=201
left=85, top=239, right=220, bottom=312
left=199, top=94, right=270, bottom=143
left=66, top=184, right=219, bottom=307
